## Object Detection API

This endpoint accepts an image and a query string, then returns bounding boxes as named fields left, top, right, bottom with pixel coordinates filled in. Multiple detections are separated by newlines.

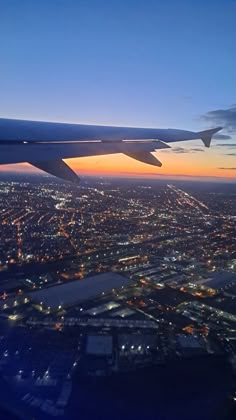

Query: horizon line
left=0, top=169, right=236, bottom=183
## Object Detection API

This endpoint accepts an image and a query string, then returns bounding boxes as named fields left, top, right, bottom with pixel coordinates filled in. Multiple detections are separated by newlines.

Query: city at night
left=0, top=175, right=235, bottom=419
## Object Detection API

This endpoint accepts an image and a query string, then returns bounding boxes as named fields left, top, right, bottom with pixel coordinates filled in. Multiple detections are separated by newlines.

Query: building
left=86, top=335, right=113, bottom=356
left=176, top=334, right=207, bottom=357
left=201, top=271, right=236, bottom=290
left=28, top=272, right=130, bottom=311
left=80, top=335, right=114, bottom=376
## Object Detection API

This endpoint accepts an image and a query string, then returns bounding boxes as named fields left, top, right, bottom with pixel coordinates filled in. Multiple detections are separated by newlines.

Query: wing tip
left=199, top=126, right=223, bottom=148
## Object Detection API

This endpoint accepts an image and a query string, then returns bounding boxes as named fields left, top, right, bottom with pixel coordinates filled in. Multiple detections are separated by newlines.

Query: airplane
left=0, top=118, right=222, bottom=183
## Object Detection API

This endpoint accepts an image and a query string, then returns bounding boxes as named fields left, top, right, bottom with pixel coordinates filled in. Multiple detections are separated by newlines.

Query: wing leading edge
left=0, top=118, right=222, bottom=183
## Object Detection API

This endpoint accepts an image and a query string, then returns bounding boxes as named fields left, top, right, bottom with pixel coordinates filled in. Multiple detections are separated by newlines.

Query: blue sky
left=0, top=0, right=236, bottom=178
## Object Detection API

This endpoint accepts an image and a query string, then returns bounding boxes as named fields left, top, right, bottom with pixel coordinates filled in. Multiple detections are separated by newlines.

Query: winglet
left=198, top=127, right=223, bottom=148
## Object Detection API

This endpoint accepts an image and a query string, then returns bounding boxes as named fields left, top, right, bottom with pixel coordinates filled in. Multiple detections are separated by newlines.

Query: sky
left=0, top=0, right=236, bottom=180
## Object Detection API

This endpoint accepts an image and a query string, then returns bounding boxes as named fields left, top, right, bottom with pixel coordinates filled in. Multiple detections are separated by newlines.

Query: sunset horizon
left=1, top=1, right=235, bottom=182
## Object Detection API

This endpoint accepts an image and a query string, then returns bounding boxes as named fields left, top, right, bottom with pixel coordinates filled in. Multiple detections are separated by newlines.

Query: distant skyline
left=1, top=0, right=236, bottom=180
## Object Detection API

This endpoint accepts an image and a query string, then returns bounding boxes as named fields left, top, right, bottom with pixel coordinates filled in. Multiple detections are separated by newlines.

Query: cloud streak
left=160, top=147, right=204, bottom=154
left=190, top=148, right=204, bottom=152
left=215, top=143, right=236, bottom=147
left=218, top=167, right=236, bottom=170
left=213, top=134, right=232, bottom=140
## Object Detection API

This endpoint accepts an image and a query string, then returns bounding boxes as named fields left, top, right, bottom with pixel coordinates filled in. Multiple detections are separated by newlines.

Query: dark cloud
left=172, top=147, right=189, bottom=154
left=202, top=106, right=236, bottom=132
left=161, top=147, right=204, bottom=154
left=218, top=167, right=236, bottom=170
left=190, top=148, right=204, bottom=152
left=159, top=147, right=184, bottom=154
left=213, top=134, right=232, bottom=140
left=226, top=153, right=236, bottom=156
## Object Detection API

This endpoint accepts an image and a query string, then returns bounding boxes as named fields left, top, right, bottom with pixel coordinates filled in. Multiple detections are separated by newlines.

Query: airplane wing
left=0, top=118, right=222, bottom=183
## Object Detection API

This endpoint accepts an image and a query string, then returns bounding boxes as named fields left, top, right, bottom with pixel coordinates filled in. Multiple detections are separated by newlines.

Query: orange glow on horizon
left=0, top=149, right=235, bottom=180
left=67, top=152, right=236, bottom=179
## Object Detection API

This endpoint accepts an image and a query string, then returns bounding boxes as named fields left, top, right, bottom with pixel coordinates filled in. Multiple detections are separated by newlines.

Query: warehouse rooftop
left=28, top=272, right=130, bottom=310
